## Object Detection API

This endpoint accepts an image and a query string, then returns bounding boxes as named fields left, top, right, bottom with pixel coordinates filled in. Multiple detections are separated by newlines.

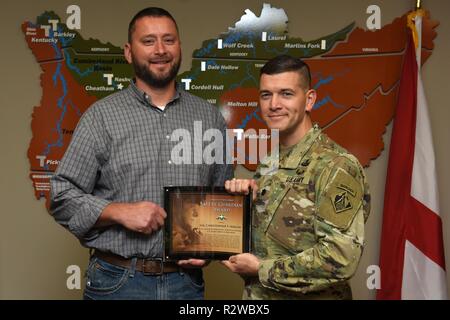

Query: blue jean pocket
left=166, top=269, right=204, bottom=300
left=183, top=269, right=205, bottom=290
left=84, top=257, right=130, bottom=297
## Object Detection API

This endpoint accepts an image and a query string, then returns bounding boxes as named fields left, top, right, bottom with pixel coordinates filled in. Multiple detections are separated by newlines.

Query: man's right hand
left=96, top=201, right=167, bottom=234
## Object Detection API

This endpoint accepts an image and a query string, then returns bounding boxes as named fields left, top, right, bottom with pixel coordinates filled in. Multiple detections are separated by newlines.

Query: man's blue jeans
left=83, top=256, right=204, bottom=300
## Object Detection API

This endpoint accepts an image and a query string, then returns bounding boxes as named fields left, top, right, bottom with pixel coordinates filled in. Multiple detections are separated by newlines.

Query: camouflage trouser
left=242, top=278, right=352, bottom=300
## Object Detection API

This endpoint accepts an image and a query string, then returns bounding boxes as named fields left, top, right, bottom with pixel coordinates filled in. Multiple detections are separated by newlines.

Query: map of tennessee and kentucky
left=22, top=4, right=438, bottom=207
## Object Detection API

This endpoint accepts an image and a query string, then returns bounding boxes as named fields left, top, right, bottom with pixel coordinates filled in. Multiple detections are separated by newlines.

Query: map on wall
left=22, top=3, right=438, bottom=208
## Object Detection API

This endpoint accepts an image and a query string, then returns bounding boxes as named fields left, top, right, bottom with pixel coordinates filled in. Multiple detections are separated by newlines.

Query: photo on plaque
left=164, top=187, right=252, bottom=260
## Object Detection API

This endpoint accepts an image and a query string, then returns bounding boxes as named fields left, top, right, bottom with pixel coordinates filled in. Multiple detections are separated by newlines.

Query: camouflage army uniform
left=244, top=124, right=370, bottom=300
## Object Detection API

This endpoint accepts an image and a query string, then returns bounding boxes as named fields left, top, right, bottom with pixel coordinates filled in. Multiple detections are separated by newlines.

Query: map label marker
left=48, top=19, right=59, bottom=31
left=103, top=74, right=114, bottom=85
left=181, top=79, right=192, bottom=90
left=36, top=155, right=46, bottom=167
left=40, top=25, right=51, bottom=37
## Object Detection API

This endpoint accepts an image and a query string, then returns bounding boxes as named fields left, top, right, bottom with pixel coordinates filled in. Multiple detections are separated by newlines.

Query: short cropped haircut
left=128, top=7, right=179, bottom=43
left=260, top=55, right=311, bottom=90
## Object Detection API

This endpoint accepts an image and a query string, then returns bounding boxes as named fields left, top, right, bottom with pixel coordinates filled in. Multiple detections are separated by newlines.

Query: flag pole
left=413, top=1, right=423, bottom=67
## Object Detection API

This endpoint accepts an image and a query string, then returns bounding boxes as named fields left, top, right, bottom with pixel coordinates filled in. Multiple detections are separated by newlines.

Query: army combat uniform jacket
left=245, top=124, right=370, bottom=300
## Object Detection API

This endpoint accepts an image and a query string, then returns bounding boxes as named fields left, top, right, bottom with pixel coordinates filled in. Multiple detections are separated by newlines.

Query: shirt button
left=168, top=160, right=172, bottom=164
left=166, top=135, right=170, bottom=139
left=163, top=113, right=167, bottom=118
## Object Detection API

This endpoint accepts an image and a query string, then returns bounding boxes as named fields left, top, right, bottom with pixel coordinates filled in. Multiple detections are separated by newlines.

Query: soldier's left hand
left=221, top=253, right=260, bottom=276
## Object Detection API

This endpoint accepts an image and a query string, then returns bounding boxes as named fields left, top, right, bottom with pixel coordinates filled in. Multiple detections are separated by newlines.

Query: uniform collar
left=279, top=124, right=322, bottom=169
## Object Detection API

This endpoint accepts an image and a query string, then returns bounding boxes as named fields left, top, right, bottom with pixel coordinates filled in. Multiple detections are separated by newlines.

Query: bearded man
left=50, top=7, right=232, bottom=300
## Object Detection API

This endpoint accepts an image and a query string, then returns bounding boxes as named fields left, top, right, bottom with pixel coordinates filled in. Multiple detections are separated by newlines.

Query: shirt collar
left=128, top=79, right=181, bottom=108
left=280, top=123, right=322, bottom=169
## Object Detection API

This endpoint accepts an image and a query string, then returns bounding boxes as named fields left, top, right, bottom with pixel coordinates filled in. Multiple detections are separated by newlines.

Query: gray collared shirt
left=50, top=81, right=233, bottom=258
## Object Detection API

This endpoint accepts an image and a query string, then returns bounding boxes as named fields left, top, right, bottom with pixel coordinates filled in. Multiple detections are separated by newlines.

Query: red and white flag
left=377, top=11, right=447, bottom=300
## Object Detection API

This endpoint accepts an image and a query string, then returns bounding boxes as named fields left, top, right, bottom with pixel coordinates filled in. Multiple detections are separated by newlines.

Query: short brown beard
left=132, top=53, right=181, bottom=89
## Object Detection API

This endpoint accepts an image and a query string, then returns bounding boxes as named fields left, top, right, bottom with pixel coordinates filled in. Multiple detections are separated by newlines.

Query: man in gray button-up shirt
left=50, top=7, right=233, bottom=300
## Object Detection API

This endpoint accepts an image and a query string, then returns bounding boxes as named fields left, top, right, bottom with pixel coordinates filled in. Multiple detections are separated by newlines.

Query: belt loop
left=129, top=257, right=137, bottom=278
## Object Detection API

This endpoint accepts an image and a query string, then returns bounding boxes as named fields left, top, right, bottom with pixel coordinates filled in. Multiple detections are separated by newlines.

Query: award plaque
left=164, top=186, right=252, bottom=260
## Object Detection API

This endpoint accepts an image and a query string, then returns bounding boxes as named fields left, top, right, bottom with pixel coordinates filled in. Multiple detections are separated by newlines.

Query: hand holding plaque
left=164, top=187, right=252, bottom=260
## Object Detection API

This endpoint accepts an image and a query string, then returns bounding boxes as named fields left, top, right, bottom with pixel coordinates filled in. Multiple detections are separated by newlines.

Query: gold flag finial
left=416, top=0, right=422, bottom=10
left=408, top=1, right=425, bottom=49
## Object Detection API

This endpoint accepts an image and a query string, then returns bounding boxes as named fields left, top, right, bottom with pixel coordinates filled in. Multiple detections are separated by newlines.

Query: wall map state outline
left=22, top=3, right=438, bottom=208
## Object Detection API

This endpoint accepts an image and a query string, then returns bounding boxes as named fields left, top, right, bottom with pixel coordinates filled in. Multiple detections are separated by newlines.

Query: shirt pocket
left=265, top=183, right=317, bottom=254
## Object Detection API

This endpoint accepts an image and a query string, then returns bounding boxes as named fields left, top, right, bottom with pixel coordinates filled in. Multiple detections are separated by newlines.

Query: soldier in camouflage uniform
left=223, top=55, right=370, bottom=300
